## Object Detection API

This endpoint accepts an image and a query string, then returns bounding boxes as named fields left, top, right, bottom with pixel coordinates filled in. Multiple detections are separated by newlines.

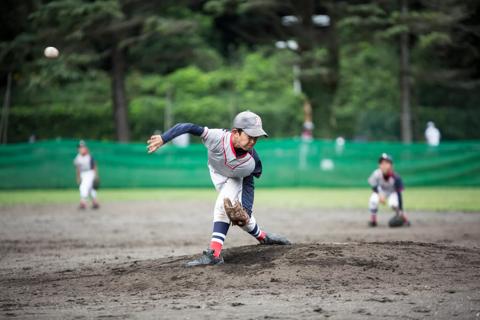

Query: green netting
left=1, top=139, right=479, bottom=189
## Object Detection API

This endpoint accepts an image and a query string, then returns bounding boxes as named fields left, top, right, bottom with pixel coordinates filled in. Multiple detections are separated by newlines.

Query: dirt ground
left=1, top=199, right=479, bottom=319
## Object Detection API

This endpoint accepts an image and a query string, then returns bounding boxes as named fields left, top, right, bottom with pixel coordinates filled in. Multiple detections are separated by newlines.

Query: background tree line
left=0, top=0, right=479, bottom=143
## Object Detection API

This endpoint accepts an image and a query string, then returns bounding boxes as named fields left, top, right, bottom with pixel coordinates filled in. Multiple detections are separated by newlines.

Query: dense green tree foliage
left=0, top=0, right=479, bottom=142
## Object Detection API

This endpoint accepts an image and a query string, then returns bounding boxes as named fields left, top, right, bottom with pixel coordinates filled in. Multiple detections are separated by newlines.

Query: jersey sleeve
left=250, top=148, right=262, bottom=178
left=201, top=128, right=225, bottom=151
left=73, top=155, right=79, bottom=167
left=394, top=174, right=404, bottom=192
left=90, top=156, right=96, bottom=170
left=368, top=169, right=380, bottom=192
left=241, top=175, right=255, bottom=216
left=241, top=149, right=263, bottom=215
left=161, top=123, right=205, bottom=143
left=397, top=191, right=403, bottom=210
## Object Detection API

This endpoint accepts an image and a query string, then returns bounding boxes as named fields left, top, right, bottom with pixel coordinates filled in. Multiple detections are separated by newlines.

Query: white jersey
left=425, top=127, right=440, bottom=146
left=201, top=128, right=255, bottom=178
left=73, top=154, right=95, bottom=172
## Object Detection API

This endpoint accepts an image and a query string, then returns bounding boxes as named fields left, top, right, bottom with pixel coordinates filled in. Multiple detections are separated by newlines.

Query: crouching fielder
left=368, top=153, right=410, bottom=227
left=147, top=111, right=291, bottom=267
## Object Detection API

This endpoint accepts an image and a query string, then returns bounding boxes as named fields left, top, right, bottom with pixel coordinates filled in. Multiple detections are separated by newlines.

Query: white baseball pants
left=369, top=192, right=399, bottom=211
left=209, top=165, right=258, bottom=233
left=79, top=170, right=97, bottom=200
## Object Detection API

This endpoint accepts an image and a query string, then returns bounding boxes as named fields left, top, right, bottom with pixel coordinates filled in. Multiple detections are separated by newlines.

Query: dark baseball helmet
left=378, top=153, right=393, bottom=164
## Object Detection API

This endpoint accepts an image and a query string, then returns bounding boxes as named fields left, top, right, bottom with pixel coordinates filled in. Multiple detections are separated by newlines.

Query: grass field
left=0, top=187, right=479, bottom=212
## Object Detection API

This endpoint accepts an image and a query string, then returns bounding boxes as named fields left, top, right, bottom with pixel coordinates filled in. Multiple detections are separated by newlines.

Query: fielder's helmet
left=77, top=140, right=86, bottom=148
left=378, top=153, right=393, bottom=164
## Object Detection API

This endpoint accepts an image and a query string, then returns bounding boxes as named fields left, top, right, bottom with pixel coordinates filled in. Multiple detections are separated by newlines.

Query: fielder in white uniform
left=368, top=153, right=409, bottom=227
left=73, top=140, right=99, bottom=210
left=147, top=111, right=291, bottom=266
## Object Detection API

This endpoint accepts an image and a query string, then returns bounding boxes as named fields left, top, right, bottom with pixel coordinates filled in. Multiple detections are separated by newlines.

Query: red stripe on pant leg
left=256, top=231, right=266, bottom=241
left=210, top=241, right=223, bottom=257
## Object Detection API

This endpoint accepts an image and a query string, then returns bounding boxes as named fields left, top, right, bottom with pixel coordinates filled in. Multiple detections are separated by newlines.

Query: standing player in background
left=425, top=121, right=441, bottom=147
left=147, top=111, right=290, bottom=267
left=74, top=140, right=100, bottom=210
left=368, top=153, right=410, bottom=227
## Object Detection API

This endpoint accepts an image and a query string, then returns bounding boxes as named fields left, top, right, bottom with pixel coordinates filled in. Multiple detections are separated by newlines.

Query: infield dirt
left=1, top=199, right=479, bottom=319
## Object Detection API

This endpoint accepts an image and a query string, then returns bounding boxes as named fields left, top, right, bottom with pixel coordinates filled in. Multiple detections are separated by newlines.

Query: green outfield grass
left=0, top=188, right=479, bottom=212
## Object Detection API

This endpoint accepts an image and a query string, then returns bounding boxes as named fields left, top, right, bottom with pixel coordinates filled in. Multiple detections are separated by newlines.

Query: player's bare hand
left=147, top=135, right=164, bottom=153
left=379, top=194, right=386, bottom=204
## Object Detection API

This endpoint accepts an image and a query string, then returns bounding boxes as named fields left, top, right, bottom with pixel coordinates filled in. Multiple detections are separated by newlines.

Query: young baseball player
left=73, top=140, right=100, bottom=210
left=147, top=111, right=291, bottom=266
left=368, top=153, right=410, bottom=227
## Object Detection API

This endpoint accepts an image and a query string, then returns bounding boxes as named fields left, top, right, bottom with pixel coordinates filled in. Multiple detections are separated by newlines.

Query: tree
left=399, top=0, right=412, bottom=142
left=339, top=0, right=468, bottom=142
left=1, top=0, right=203, bottom=141
left=205, top=0, right=342, bottom=137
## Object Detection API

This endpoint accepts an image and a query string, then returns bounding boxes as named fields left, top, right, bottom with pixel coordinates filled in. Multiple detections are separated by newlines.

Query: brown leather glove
left=223, top=198, right=250, bottom=227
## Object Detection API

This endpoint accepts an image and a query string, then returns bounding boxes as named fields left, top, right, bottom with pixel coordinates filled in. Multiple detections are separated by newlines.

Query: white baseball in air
left=44, top=46, right=59, bottom=59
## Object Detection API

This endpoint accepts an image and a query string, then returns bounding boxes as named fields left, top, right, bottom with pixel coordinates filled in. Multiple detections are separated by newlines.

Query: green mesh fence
left=1, top=139, right=479, bottom=189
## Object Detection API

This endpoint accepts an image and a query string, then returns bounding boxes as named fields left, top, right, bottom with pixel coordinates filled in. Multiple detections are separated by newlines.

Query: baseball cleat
left=368, top=221, right=378, bottom=227
left=78, top=203, right=86, bottom=210
left=186, top=249, right=224, bottom=267
left=260, top=233, right=291, bottom=245
left=92, top=203, right=100, bottom=210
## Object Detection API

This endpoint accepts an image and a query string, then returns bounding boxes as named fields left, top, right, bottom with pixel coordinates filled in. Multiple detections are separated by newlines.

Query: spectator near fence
left=425, top=121, right=441, bottom=147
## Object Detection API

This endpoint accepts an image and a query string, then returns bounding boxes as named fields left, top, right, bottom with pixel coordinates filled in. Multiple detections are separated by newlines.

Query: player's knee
left=369, top=193, right=379, bottom=209
left=213, top=211, right=230, bottom=224
left=388, top=195, right=399, bottom=208
left=79, top=187, right=89, bottom=198
left=213, top=203, right=230, bottom=224
left=389, top=199, right=399, bottom=208
left=241, top=215, right=256, bottom=232
left=222, top=178, right=242, bottom=198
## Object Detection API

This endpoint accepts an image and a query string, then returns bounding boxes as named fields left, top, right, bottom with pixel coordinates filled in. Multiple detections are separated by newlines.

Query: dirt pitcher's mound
left=2, top=242, right=480, bottom=319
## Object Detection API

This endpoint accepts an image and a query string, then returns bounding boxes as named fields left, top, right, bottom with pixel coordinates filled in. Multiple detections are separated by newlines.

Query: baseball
left=44, top=46, right=59, bottom=59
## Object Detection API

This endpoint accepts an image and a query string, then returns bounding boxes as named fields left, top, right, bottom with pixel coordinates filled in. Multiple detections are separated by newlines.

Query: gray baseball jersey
left=201, top=128, right=255, bottom=178
left=74, top=154, right=95, bottom=172
left=368, top=169, right=403, bottom=195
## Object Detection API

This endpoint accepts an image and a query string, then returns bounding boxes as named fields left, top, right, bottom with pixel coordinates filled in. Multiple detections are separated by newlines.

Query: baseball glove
left=388, top=214, right=405, bottom=228
left=223, top=198, right=250, bottom=227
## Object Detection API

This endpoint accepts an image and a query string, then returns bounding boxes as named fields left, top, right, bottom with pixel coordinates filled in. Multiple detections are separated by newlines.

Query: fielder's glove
left=223, top=198, right=250, bottom=227
left=388, top=214, right=405, bottom=228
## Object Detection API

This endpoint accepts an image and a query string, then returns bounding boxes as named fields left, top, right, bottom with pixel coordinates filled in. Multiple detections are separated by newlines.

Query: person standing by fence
left=425, top=121, right=441, bottom=147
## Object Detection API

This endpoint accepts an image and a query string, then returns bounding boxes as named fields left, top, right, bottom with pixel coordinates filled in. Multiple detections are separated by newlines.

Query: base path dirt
left=1, top=200, right=479, bottom=319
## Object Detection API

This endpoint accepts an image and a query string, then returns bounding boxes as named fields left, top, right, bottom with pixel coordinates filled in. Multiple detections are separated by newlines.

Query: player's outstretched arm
left=147, top=123, right=205, bottom=154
